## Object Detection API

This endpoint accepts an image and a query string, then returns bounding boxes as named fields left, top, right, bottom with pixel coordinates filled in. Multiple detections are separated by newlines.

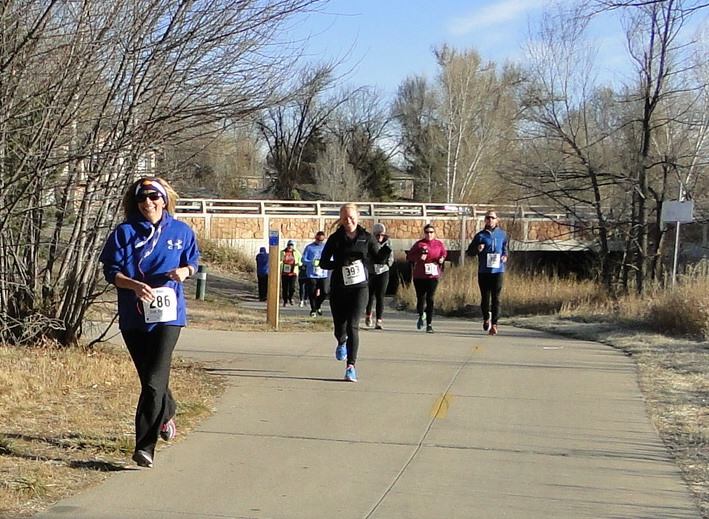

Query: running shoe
left=344, top=364, right=358, bottom=382
left=483, top=312, right=491, bottom=332
left=160, top=418, right=176, bottom=441
left=316, top=309, right=322, bottom=316
left=299, top=300, right=305, bottom=307
left=416, top=313, right=425, bottom=330
left=489, top=324, right=498, bottom=336
left=335, top=341, right=347, bottom=361
left=426, top=324, right=434, bottom=333
left=365, top=313, right=372, bottom=327
left=132, top=450, right=153, bottom=468
left=375, top=319, right=383, bottom=330
left=310, top=311, right=317, bottom=317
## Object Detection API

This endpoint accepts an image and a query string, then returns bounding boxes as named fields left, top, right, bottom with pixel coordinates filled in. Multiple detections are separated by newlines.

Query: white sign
left=661, top=201, right=694, bottom=224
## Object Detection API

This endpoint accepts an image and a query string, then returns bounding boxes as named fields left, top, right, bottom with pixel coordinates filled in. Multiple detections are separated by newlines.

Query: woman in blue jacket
left=465, top=210, right=508, bottom=335
left=100, top=177, right=200, bottom=468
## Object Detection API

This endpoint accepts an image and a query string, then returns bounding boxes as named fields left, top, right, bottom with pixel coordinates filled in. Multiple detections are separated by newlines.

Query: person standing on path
left=255, top=246, right=269, bottom=301
left=100, top=177, right=200, bottom=469
left=301, top=231, right=329, bottom=317
left=319, top=203, right=392, bottom=382
left=365, top=223, right=394, bottom=330
left=465, top=210, right=508, bottom=335
left=280, top=240, right=301, bottom=306
left=407, top=223, right=447, bottom=333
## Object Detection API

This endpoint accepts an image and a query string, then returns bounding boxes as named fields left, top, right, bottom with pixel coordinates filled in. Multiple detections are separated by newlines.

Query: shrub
left=198, top=235, right=254, bottom=274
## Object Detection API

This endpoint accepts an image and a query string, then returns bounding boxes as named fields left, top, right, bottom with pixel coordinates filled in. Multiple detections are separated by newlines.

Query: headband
left=134, top=179, right=167, bottom=200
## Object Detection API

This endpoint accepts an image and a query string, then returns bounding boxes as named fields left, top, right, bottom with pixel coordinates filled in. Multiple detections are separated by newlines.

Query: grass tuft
left=198, top=235, right=255, bottom=274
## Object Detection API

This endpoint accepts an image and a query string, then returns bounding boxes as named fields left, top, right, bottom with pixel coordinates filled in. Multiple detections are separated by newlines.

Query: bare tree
left=392, top=75, right=446, bottom=202
left=256, top=64, right=351, bottom=199
left=313, top=141, right=364, bottom=200
left=327, top=87, right=394, bottom=199
left=435, top=45, right=519, bottom=203
left=513, top=5, right=627, bottom=288
left=0, top=0, right=324, bottom=346
left=611, top=0, right=706, bottom=292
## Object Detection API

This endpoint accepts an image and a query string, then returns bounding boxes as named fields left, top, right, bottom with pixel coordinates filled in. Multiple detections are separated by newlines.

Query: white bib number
left=314, top=266, right=325, bottom=277
left=142, top=286, right=177, bottom=323
left=374, top=264, right=389, bottom=275
left=486, top=253, right=501, bottom=269
left=282, top=264, right=293, bottom=274
left=342, top=260, right=366, bottom=286
left=424, top=263, right=439, bottom=276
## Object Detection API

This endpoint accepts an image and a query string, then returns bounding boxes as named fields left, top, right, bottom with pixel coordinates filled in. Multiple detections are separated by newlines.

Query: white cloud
left=448, top=0, right=548, bottom=36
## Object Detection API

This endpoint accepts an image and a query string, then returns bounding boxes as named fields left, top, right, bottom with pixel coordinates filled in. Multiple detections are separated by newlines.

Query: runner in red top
left=407, top=223, right=447, bottom=333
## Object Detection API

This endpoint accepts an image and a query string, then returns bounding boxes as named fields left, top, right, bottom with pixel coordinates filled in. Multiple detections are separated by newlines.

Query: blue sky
left=287, top=0, right=632, bottom=97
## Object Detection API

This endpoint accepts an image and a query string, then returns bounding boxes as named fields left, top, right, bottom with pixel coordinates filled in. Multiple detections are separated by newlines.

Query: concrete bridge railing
left=175, top=199, right=598, bottom=259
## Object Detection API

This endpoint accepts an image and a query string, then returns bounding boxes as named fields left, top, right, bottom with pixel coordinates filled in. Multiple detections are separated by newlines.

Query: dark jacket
left=320, top=225, right=391, bottom=290
left=256, top=248, right=269, bottom=276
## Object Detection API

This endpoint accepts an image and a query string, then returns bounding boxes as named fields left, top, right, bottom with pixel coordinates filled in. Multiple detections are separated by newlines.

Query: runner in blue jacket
left=100, top=177, right=200, bottom=468
left=465, top=210, right=508, bottom=335
left=301, top=231, right=329, bottom=317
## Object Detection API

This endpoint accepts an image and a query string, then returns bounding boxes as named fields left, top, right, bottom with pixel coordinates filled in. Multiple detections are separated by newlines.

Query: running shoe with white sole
left=416, top=313, right=425, bottom=330
left=365, top=313, right=372, bottom=327
left=344, top=364, right=357, bottom=382
left=160, top=418, right=176, bottom=441
left=335, top=342, right=347, bottom=361
left=132, top=450, right=153, bottom=468
left=375, top=319, right=383, bottom=330
left=483, top=312, right=491, bottom=332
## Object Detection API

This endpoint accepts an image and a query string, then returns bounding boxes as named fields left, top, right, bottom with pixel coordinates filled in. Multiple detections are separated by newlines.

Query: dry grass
left=0, top=344, right=223, bottom=518
left=395, top=263, right=604, bottom=317
left=198, top=235, right=255, bottom=274
left=396, top=262, right=709, bottom=340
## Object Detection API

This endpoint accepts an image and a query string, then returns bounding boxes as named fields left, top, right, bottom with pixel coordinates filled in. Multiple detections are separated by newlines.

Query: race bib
left=314, top=266, right=325, bottom=277
left=342, top=260, right=366, bottom=286
left=424, top=263, right=439, bottom=276
left=142, top=286, right=177, bottom=323
left=374, top=264, right=389, bottom=275
left=282, top=264, right=292, bottom=274
left=487, top=253, right=501, bottom=269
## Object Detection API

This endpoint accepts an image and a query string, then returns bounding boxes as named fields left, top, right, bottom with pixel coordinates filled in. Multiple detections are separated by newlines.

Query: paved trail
left=37, top=305, right=699, bottom=518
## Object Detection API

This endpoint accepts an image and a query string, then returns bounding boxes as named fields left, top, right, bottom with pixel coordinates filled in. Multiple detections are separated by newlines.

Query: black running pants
left=121, top=325, right=179, bottom=458
left=478, top=272, right=504, bottom=324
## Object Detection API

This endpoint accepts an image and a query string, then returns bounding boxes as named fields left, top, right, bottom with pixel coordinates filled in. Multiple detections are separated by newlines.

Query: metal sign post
left=661, top=196, right=694, bottom=287
left=266, top=229, right=280, bottom=329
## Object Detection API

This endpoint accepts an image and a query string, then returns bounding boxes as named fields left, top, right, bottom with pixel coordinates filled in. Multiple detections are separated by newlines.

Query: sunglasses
left=485, top=215, right=497, bottom=220
left=136, top=193, right=162, bottom=202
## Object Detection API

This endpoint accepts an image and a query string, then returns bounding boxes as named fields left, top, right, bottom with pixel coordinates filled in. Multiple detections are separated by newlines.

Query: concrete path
left=37, top=309, right=699, bottom=519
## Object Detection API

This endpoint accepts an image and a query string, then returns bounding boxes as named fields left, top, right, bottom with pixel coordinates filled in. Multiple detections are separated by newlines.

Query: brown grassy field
left=0, top=344, right=223, bottom=518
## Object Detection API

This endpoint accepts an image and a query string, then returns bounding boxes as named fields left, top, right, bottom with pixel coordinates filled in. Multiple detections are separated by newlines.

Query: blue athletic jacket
left=301, top=241, right=328, bottom=279
left=466, top=226, right=509, bottom=274
left=100, top=212, right=200, bottom=331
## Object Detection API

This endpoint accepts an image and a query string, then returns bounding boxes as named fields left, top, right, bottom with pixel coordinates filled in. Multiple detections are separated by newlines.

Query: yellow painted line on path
left=431, top=393, right=452, bottom=419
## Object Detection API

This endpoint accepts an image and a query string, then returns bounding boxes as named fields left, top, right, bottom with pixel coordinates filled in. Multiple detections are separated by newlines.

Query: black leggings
left=121, top=325, right=180, bottom=457
left=329, top=286, right=368, bottom=365
left=281, top=275, right=296, bottom=304
left=478, top=273, right=504, bottom=324
left=366, top=271, right=389, bottom=320
left=308, top=278, right=327, bottom=312
left=413, top=278, right=439, bottom=325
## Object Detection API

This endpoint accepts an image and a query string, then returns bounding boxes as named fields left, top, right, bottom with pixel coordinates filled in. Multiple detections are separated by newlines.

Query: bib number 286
left=142, top=286, right=178, bottom=323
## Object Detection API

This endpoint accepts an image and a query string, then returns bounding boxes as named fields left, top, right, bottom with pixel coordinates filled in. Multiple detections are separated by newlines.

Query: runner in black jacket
left=320, top=203, right=391, bottom=382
